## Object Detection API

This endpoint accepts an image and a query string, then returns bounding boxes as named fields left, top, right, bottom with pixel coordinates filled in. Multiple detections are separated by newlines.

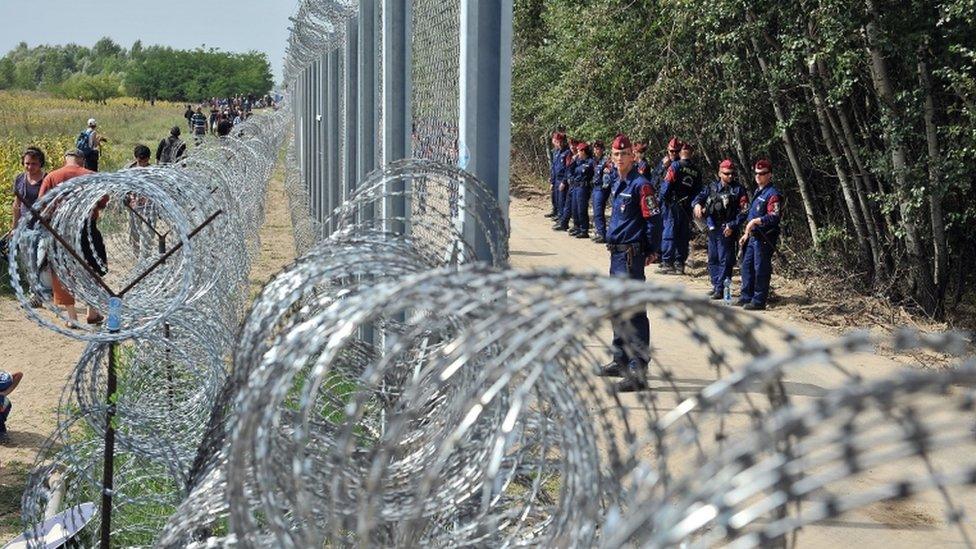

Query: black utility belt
left=607, top=243, right=643, bottom=253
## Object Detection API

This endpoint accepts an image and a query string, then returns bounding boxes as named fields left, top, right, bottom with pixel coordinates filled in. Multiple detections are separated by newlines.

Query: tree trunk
left=864, top=0, right=937, bottom=313
left=807, top=59, right=874, bottom=276
left=746, top=28, right=820, bottom=246
left=917, top=45, right=948, bottom=314
left=732, top=120, right=750, bottom=176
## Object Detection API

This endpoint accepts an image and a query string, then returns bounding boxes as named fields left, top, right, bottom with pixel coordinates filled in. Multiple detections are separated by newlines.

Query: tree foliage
left=0, top=38, right=274, bottom=102
left=513, top=0, right=976, bottom=318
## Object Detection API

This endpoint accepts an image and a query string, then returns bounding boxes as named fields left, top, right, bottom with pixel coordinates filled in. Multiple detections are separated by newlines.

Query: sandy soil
left=508, top=195, right=975, bottom=547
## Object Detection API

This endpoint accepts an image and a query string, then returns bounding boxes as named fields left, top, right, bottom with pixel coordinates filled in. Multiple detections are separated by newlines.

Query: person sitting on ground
left=156, top=126, right=186, bottom=164
left=0, top=370, right=23, bottom=443
left=39, top=149, right=105, bottom=327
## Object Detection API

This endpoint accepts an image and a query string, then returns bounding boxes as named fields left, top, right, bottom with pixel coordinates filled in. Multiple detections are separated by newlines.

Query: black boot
left=553, top=223, right=568, bottom=231
left=544, top=211, right=557, bottom=218
left=614, top=374, right=649, bottom=393
left=575, top=232, right=590, bottom=239
left=593, top=234, right=606, bottom=244
left=596, top=363, right=625, bottom=377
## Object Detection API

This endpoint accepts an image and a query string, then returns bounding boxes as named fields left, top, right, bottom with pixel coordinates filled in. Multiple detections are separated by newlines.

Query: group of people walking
left=546, top=131, right=784, bottom=392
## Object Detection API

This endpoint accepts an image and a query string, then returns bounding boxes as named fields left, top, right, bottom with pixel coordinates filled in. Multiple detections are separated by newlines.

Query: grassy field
left=0, top=90, right=189, bottom=232
left=0, top=90, right=189, bottom=294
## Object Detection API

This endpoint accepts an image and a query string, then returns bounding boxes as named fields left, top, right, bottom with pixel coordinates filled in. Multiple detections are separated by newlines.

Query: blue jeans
left=740, top=235, right=775, bottom=305
left=609, top=246, right=650, bottom=372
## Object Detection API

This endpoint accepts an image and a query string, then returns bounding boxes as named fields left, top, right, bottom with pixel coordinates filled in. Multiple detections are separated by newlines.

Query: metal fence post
left=328, top=49, right=342, bottom=233
left=358, top=0, right=378, bottom=183
left=344, top=17, right=359, bottom=203
left=383, top=0, right=412, bottom=235
left=459, top=0, right=513, bottom=262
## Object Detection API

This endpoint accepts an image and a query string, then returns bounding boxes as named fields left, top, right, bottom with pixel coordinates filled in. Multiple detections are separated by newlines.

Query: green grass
left=0, top=461, right=30, bottom=540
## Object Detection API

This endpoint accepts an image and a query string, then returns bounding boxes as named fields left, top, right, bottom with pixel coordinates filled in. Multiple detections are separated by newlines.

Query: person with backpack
left=76, top=118, right=107, bottom=172
left=156, top=126, right=187, bottom=164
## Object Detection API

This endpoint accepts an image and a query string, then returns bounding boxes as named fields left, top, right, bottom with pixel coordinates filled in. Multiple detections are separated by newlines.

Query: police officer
left=568, top=141, right=595, bottom=238
left=547, top=132, right=572, bottom=220
left=590, top=140, right=613, bottom=243
left=659, top=141, right=702, bottom=274
left=553, top=137, right=577, bottom=232
left=597, top=134, right=661, bottom=393
left=738, top=159, right=783, bottom=310
left=647, top=137, right=681, bottom=257
left=634, top=142, right=650, bottom=177
left=693, top=159, right=749, bottom=299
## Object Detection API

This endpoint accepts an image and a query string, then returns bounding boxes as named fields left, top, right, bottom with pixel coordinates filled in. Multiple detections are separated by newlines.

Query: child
left=0, top=370, right=23, bottom=443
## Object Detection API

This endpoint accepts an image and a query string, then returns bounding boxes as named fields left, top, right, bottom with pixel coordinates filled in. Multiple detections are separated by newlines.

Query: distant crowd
left=183, top=93, right=275, bottom=145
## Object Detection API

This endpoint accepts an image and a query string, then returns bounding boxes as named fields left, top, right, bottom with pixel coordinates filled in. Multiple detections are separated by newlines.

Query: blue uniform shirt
left=692, top=180, right=749, bottom=232
left=568, top=157, right=594, bottom=185
left=660, top=158, right=703, bottom=208
left=606, top=166, right=661, bottom=252
left=745, top=184, right=783, bottom=240
left=592, top=157, right=610, bottom=187
left=550, top=146, right=571, bottom=186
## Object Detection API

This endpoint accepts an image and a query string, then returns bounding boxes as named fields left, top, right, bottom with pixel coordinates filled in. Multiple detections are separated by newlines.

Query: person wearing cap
left=598, top=133, right=661, bottom=393
left=567, top=141, right=594, bottom=238
left=737, top=159, right=783, bottom=310
left=81, top=118, right=107, bottom=172
left=0, top=370, right=23, bottom=442
left=590, top=140, right=613, bottom=243
left=649, top=137, right=682, bottom=195
left=633, top=142, right=650, bottom=176
left=693, top=159, right=749, bottom=299
left=156, top=126, right=187, bottom=164
left=39, top=150, right=104, bottom=327
left=547, top=132, right=571, bottom=220
left=658, top=141, right=703, bottom=275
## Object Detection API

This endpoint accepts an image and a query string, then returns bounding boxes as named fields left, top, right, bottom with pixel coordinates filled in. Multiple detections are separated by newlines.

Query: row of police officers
left=547, top=132, right=783, bottom=392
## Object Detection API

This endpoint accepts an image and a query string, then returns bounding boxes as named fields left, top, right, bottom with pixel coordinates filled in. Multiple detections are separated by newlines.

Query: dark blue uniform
left=739, top=185, right=783, bottom=306
left=550, top=146, right=571, bottom=216
left=568, top=157, right=594, bottom=233
left=659, top=158, right=702, bottom=268
left=691, top=180, right=749, bottom=294
left=591, top=157, right=614, bottom=239
left=606, top=166, right=661, bottom=374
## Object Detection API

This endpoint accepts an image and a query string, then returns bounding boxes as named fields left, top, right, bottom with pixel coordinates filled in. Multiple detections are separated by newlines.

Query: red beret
left=553, top=132, right=566, bottom=142
left=575, top=141, right=589, bottom=153
left=754, top=159, right=772, bottom=173
left=680, top=141, right=693, bottom=151
left=634, top=143, right=648, bottom=153
left=612, top=134, right=632, bottom=150
left=667, top=137, right=682, bottom=150
left=719, top=159, right=735, bottom=171
left=592, top=140, right=605, bottom=149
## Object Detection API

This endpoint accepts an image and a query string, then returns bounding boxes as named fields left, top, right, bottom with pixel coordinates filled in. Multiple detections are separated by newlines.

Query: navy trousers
left=740, top=235, right=775, bottom=305
left=609, top=247, right=650, bottom=373
left=591, top=186, right=608, bottom=237
left=661, top=205, right=690, bottom=265
left=559, top=184, right=575, bottom=225
left=550, top=183, right=558, bottom=214
left=572, top=185, right=591, bottom=231
left=707, top=229, right=737, bottom=293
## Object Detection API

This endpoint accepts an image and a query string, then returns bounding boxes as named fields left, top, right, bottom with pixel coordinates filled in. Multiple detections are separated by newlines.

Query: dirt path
left=0, top=165, right=294, bottom=541
left=508, top=195, right=974, bottom=547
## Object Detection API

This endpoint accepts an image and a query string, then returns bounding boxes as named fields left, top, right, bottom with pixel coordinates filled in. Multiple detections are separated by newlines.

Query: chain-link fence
left=287, top=0, right=512, bottom=259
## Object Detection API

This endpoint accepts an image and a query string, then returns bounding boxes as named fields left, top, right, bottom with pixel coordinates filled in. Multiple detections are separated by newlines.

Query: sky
left=0, top=0, right=295, bottom=84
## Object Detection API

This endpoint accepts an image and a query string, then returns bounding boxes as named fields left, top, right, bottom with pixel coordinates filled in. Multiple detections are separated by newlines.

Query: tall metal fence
left=287, top=0, right=512, bottom=260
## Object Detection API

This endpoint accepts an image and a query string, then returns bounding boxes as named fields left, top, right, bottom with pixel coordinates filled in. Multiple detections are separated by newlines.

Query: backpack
left=75, top=129, right=93, bottom=156
left=159, top=137, right=185, bottom=163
